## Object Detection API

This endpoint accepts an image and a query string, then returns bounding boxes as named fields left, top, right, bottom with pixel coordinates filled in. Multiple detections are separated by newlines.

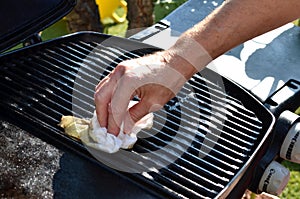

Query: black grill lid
left=0, top=0, right=76, bottom=52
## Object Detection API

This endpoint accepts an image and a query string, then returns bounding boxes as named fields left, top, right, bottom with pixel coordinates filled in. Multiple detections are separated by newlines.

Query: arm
left=169, top=0, right=300, bottom=78
left=95, top=0, right=300, bottom=136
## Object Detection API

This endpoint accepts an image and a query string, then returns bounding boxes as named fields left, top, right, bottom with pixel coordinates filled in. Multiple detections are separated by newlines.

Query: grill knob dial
left=258, top=161, right=290, bottom=196
left=280, top=122, right=300, bottom=163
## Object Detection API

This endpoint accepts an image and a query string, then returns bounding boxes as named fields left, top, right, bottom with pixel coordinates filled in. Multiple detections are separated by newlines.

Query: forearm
left=166, top=0, right=300, bottom=79
left=94, top=0, right=300, bottom=134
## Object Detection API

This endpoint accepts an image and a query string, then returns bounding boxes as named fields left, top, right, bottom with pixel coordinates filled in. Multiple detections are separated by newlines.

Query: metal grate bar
left=0, top=34, right=268, bottom=199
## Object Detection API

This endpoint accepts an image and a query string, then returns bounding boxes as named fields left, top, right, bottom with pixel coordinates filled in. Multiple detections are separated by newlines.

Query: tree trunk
left=127, top=0, right=154, bottom=34
left=65, top=0, right=102, bottom=32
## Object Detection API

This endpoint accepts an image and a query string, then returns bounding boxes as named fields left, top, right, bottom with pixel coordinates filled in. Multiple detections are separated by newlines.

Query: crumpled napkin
left=59, top=102, right=154, bottom=153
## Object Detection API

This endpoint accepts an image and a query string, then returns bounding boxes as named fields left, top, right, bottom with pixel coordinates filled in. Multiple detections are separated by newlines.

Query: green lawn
left=154, top=0, right=187, bottom=23
left=41, top=18, right=69, bottom=40
left=280, top=160, right=300, bottom=198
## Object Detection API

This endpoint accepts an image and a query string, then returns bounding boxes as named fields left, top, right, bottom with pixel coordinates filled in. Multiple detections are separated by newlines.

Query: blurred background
left=41, top=0, right=187, bottom=40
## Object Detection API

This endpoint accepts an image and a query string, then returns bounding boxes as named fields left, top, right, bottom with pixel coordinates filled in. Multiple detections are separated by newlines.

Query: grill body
left=0, top=32, right=275, bottom=198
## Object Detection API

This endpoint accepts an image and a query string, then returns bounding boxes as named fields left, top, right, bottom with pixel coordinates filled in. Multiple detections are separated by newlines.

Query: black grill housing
left=0, top=32, right=275, bottom=198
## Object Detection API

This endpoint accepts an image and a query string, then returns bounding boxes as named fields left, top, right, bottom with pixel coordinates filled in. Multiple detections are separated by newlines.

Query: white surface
left=143, top=23, right=300, bottom=101
left=258, top=161, right=290, bottom=195
left=280, top=122, right=300, bottom=163
left=80, top=104, right=154, bottom=153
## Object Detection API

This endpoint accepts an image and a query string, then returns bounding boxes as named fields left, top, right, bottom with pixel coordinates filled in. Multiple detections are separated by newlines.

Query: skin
left=94, top=0, right=300, bottom=136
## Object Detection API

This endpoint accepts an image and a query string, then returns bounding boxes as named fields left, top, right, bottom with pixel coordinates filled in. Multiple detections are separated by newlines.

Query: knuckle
left=149, top=103, right=163, bottom=112
left=143, top=100, right=162, bottom=113
left=143, top=95, right=170, bottom=112
left=94, top=91, right=105, bottom=101
left=108, top=104, right=123, bottom=116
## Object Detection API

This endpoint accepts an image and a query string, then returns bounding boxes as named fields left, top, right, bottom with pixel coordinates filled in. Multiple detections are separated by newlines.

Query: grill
left=0, top=32, right=275, bottom=198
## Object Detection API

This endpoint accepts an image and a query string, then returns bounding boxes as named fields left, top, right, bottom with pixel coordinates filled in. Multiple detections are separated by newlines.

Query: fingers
left=107, top=100, right=130, bottom=136
left=123, top=101, right=150, bottom=134
left=94, top=78, right=110, bottom=128
left=107, top=75, right=134, bottom=135
left=123, top=97, right=165, bottom=134
left=94, top=65, right=125, bottom=132
left=94, top=53, right=183, bottom=137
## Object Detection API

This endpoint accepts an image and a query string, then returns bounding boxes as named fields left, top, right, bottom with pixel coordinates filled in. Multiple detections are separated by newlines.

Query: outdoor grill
left=1, top=0, right=300, bottom=199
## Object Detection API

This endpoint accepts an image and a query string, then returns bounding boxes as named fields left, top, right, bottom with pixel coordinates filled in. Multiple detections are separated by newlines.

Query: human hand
left=94, top=50, right=197, bottom=136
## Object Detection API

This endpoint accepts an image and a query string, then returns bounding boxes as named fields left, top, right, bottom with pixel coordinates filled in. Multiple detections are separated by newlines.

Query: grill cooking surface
left=0, top=32, right=273, bottom=198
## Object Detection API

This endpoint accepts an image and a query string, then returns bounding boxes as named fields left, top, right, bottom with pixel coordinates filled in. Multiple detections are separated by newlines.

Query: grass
left=103, top=18, right=128, bottom=37
left=40, top=18, right=69, bottom=41
left=294, top=19, right=300, bottom=26
left=281, top=160, right=300, bottom=198
left=102, top=6, right=128, bottom=37
left=154, top=0, right=187, bottom=23
left=6, top=18, right=70, bottom=52
left=279, top=109, right=300, bottom=198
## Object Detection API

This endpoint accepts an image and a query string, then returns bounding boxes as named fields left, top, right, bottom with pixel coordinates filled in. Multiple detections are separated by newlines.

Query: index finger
left=107, top=75, right=136, bottom=135
left=94, top=78, right=112, bottom=128
left=94, top=66, right=125, bottom=129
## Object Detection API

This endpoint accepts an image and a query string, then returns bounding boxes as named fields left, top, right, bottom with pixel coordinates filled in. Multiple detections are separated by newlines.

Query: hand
left=97, top=0, right=300, bottom=136
left=94, top=50, right=196, bottom=136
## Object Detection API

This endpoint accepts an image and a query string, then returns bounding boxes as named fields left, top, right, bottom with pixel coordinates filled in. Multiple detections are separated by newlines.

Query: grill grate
left=0, top=33, right=272, bottom=198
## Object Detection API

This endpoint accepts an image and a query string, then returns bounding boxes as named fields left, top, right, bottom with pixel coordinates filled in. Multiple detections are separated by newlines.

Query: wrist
left=161, top=50, right=197, bottom=81
left=165, top=34, right=213, bottom=79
